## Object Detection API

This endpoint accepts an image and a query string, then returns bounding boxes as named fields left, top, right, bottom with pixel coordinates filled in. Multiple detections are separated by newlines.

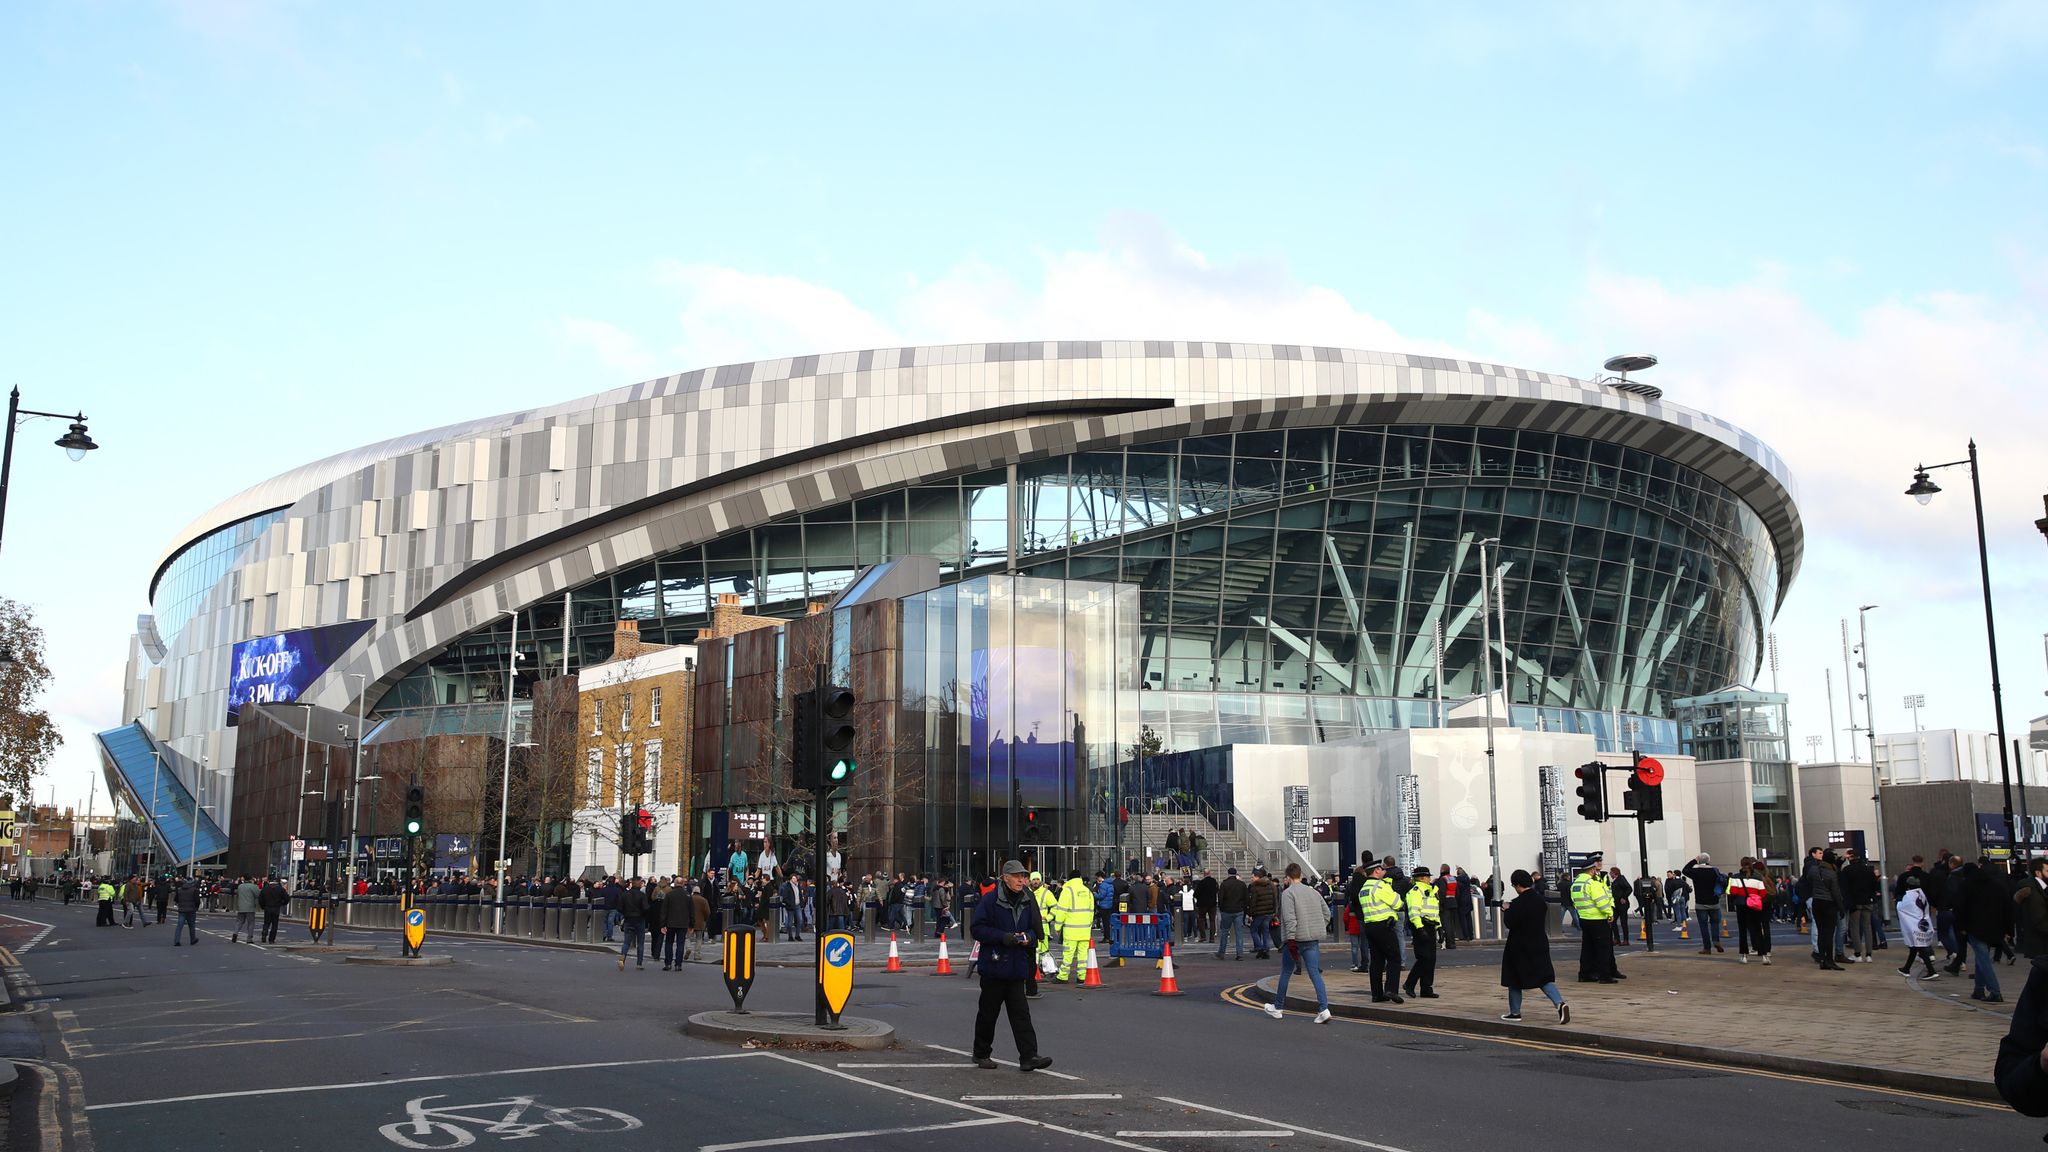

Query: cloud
left=559, top=317, right=657, bottom=379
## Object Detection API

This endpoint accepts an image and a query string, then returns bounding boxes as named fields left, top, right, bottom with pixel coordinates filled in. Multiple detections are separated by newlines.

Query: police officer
left=95, top=877, right=116, bottom=927
left=1402, top=867, right=1441, bottom=998
left=1051, top=868, right=1094, bottom=983
left=970, top=860, right=1053, bottom=1072
left=1358, top=859, right=1405, bottom=1003
left=1571, top=854, right=1624, bottom=983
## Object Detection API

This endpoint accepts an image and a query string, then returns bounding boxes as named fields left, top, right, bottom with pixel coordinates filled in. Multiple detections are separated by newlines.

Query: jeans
left=1673, top=898, right=1689, bottom=923
left=1215, top=911, right=1245, bottom=957
left=1971, top=938, right=2002, bottom=999
left=175, top=910, right=199, bottom=944
left=1349, top=932, right=1366, bottom=970
left=1695, top=906, right=1722, bottom=946
left=1182, top=909, right=1197, bottom=940
left=1508, top=982, right=1563, bottom=1016
left=1249, top=915, right=1272, bottom=954
left=1273, top=939, right=1328, bottom=1012
left=664, top=927, right=690, bottom=966
left=621, top=921, right=646, bottom=966
left=1937, top=909, right=1959, bottom=956
left=603, top=908, right=621, bottom=941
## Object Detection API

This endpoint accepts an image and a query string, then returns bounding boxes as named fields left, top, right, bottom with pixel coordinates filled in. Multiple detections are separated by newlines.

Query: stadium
left=102, top=341, right=1801, bottom=878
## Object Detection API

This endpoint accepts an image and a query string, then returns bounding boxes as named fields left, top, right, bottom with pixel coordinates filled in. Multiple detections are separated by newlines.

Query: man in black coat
left=970, top=861, right=1051, bottom=1072
left=1963, top=860, right=2013, bottom=1002
left=1996, top=954, right=2048, bottom=1135
left=618, top=877, right=650, bottom=970
left=257, top=877, right=289, bottom=943
left=1839, top=849, right=1881, bottom=962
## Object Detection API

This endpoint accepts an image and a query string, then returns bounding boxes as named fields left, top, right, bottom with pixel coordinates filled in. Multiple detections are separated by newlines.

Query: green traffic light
left=405, top=818, right=422, bottom=834
left=829, top=758, right=852, bottom=782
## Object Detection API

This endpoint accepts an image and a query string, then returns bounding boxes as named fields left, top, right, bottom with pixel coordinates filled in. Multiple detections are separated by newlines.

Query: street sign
left=722, top=928, right=755, bottom=1014
left=404, top=907, right=425, bottom=953
left=819, top=932, right=854, bottom=1021
left=1634, top=756, right=1665, bottom=787
left=291, top=838, right=307, bottom=862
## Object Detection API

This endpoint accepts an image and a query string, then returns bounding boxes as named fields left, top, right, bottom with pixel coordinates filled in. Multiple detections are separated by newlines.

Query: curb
left=683, top=1011, right=895, bottom=1050
left=1248, top=982, right=2000, bottom=1103
left=343, top=954, right=455, bottom=967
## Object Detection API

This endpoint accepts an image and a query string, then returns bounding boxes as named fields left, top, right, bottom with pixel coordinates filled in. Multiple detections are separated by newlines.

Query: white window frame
left=649, top=686, right=663, bottom=727
left=643, top=741, right=662, bottom=806
left=592, top=699, right=603, bottom=735
left=585, top=748, right=603, bottom=806
left=620, top=692, right=632, bottom=731
left=614, top=743, right=632, bottom=804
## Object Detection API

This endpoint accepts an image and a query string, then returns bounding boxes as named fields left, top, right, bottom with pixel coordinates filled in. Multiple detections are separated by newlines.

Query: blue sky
left=3, top=2, right=2046, bottom=813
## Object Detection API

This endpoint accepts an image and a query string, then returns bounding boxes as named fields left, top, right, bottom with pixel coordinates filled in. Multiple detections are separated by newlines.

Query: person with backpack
left=1684, top=854, right=1726, bottom=954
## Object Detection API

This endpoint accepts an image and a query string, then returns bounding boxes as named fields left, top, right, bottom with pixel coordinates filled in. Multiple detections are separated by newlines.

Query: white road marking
left=836, top=1062, right=977, bottom=1069
left=1117, top=1132, right=1293, bottom=1139
left=699, top=1116, right=1016, bottom=1151
left=962, top=1093, right=1122, bottom=1101
left=765, top=1052, right=1164, bottom=1152
left=926, top=1043, right=1081, bottom=1080
left=1157, top=1097, right=1419, bottom=1152
left=85, top=1052, right=766, bottom=1110
left=0, top=913, right=57, bottom=952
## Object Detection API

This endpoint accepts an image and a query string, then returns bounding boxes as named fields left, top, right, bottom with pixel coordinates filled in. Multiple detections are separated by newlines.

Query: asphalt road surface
left=3, top=899, right=2038, bottom=1152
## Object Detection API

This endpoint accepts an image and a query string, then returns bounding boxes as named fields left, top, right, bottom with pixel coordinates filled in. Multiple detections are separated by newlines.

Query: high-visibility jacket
left=1405, top=880, right=1439, bottom=929
left=96, top=882, right=115, bottom=902
left=1570, top=872, right=1614, bottom=921
left=1358, top=877, right=1402, bottom=923
left=1031, top=884, right=1058, bottom=952
left=1055, top=877, right=1095, bottom=932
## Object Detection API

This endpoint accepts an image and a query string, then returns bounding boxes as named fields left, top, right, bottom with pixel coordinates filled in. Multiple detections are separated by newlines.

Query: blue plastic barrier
left=1108, top=912, right=1174, bottom=960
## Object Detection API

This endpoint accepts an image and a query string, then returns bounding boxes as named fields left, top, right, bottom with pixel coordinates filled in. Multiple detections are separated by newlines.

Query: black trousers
left=973, top=977, right=1039, bottom=1061
left=1404, top=928, right=1437, bottom=994
left=97, top=899, right=114, bottom=926
left=1363, top=920, right=1402, bottom=998
left=1812, top=903, right=1840, bottom=964
left=262, top=911, right=282, bottom=942
left=1579, top=919, right=1616, bottom=979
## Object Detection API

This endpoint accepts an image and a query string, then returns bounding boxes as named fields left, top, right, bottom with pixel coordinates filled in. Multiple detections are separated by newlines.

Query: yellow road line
left=1217, top=983, right=2001, bottom=1112
left=0, top=945, right=16, bottom=967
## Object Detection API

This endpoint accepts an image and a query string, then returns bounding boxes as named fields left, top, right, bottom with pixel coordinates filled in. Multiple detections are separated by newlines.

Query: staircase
left=1123, top=812, right=1261, bottom=874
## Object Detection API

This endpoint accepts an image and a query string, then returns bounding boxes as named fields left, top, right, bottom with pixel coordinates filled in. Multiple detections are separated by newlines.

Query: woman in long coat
left=1501, top=868, right=1570, bottom=1024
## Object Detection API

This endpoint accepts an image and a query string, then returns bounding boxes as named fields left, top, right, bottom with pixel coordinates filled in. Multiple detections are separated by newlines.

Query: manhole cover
left=1838, top=1099, right=1966, bottom=1119
left=1388, top=1040, right=1470, bottom=1053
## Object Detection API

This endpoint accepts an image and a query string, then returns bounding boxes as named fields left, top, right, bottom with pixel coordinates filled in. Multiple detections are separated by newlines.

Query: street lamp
left=495, top=609, right=522, bottom=933
left=293, top=702, right=315, bottom=881
left=1475, top=535, right=1503, bottom=938
left=190, top=805, right=216, bottom=878
left=1856, top=605, right=1890, bottom=919
left=1905, top=441, right=2019, bottom=861
left=0, top=387, right=100, bottom=559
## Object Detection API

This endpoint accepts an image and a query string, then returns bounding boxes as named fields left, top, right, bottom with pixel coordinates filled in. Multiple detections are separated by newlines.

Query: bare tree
left=0, top=598, right=61, bottom=803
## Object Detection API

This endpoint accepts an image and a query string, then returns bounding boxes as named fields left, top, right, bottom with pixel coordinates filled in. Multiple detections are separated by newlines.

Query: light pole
left=294, top=702, right=315, bottom=882
left=1906, top=442, right=2018, bottom=861
left=147, top=749, right=166, bottom=876
left=1476, top=535, right=1503, bottom=938
left=1857, top=605, right=1890, bottom=920
left=495, top=609, right=521, bottom=933
left=0, top=387, right=99, bottom=560
left=1806, top=734, right=1823, bottom=763
left=345, top=672, right=368, bottom=893
left=190, top=805, right=216, bottom=878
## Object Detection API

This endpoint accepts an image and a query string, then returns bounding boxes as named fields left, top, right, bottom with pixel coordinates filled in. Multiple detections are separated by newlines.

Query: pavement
left=3, top=898, right=2045, bottom=1152
left=1250, top=932, right=2019, bottom=1100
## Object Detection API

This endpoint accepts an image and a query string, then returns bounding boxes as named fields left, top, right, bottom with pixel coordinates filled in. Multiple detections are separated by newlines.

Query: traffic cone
left=1679, top=920, right=1690, bottom=940
left=1641, top=919, right=1649, bottom=942
left=885, top=932, right=903, bottom=973
left=1719, top=918, right=1729, bottom=939
left=933, top=936, right=953, bottom=975
left=1152, top=941, right=1184, bottom=997
left=1081, top=938, right=1104, bottom=987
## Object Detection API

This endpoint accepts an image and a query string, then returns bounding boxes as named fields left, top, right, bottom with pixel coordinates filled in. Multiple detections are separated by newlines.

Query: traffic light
left=1628, top=752, right=1665, bottom=823
left=636, top=807, right=654, bottom=856
left=820, top=685, right=856, bottom=784
left=404, top=787, right=424, bottom=836
left=1022, top=807, right=1042, bottom=843
left=1574, top=763, right=1608, bottom=822
left=791, top=687, right=819, bottom=791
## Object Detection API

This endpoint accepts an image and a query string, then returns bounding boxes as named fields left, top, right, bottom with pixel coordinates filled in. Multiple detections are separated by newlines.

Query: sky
left=2, top=2, right=2046, bottom=814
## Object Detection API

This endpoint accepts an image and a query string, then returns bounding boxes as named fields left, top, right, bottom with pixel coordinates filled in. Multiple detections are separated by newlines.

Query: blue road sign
left=825, top=937, right=852, bottom=966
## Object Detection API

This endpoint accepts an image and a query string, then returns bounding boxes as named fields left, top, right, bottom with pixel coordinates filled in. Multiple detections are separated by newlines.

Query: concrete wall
left=1228, top=728, right=1701, bottom=884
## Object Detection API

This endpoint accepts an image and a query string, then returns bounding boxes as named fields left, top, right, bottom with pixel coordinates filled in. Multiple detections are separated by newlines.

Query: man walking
left=1358, top=859, right=1404, bottom=1004
left=1050, top=869, right=1094, bottom=984
left=1215, top=867, right=1248, bottom=960
left=172, top=876, right=201, bottom=946
left=662, top=876, right=695, bottom=970
left=258, top=876, right=289, bottom=943
left=233, top=875, right=259, bottom=943
left=970, top=860, right=1052, bottom=1072
left=618, top=877, right=650, bottom=970
left=1245, top=867, right=1278, bottom=960
left=1840, top=848, right=1880, bottom=963
left=1684, top=853, right=1726, bottom=954
left=1572, top=854, right=1621, bottom=983
left=152, top=874, right=171, bottom=924
left=1403, top=867, right=1441, bottom=999
left=95, top=877, right=116, bottom=927
left=1262, top=863, right=1332, bottom=1023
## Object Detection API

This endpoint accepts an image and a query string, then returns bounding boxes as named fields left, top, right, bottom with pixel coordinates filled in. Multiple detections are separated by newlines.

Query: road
left=0, top=900, right=2037, bottom=1152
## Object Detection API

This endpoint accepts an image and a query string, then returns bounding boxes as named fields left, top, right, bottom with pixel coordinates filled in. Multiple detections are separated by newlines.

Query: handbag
left=1745, top=891, right=1763, bottom=911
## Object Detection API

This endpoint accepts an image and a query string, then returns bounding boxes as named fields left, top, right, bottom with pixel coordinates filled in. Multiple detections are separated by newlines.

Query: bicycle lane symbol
left=379, top=1094, right=642, bottom=1148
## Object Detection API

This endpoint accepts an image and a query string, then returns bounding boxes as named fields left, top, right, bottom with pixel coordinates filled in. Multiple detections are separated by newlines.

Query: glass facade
left=150, top=510, right=288, bottom=644
left=1674, top=687, right=1797, bottom=861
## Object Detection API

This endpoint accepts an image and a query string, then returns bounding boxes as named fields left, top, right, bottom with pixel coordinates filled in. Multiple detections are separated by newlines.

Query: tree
left=0, top=598, right=62, bottom=803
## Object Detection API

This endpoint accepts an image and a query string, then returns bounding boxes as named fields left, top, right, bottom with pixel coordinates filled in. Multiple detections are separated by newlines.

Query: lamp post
left=0, top=387, right=99, bottom=560
left=294, top=702, right=316, bottom=882
left=190, top=805, right=216, bottom=878
left=345, top=672, right=367, bottom=891
left=1476, top=535, right=1503, bottom=939
left=1906, top=442, right=2019, bottom=860
left=495, top=610, right=521, bottom=934
left=1857, top=605, right=1890, bottom=919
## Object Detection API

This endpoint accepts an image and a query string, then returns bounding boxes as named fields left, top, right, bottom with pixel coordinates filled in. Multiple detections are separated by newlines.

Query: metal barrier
left=1108, top=912, right=1174, bottom=960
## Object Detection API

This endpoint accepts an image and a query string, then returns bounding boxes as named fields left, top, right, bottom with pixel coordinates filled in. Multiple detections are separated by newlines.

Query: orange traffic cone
left=1081, top=938, right=1104, bottom=987
left=885, top=932, right=903, bottom=973
left=1679, top=920, right=1690, bottom=940
left=933, top=936, right=953, bottom=975
left=1152, top=941, right=1184, bottom=997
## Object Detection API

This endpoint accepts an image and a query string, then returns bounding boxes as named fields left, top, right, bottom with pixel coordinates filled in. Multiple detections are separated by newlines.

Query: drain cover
left=1838, top=1099, right=1966, bottom=1120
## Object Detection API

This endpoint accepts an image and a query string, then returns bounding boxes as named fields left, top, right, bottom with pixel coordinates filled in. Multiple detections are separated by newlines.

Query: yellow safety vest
left=1032, top=885, right=1057, bottom=949
left=97, top=882, right=114, bottom=901
left=1570, top=873, right=1613, bottom=921
left=1405, top=881, right=1439, bottom=928
left=1359, top=877, right=1401, bottom=923
left=1055, top=878, right=1094, bottom=930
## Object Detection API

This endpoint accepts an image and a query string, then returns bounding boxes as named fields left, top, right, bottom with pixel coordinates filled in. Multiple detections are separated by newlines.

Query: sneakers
left=1557, top=1003, right=1571, bottom=1025
left=1263, top=1003, right=1285, bottom=1019
left=1739, top=955, right=1748, bottom=964
left=1762, top=955, right=1772, bottom=965
left=1500, top=1012, right=1523, bottom=1021
left=1313, top=1009, right=1331, bottom=1024
left=1922, top=970, right=1940, bottom=980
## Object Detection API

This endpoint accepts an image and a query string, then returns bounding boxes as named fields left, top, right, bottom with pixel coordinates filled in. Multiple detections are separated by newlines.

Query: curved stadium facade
left=112, top=341, right=1801, bottom=874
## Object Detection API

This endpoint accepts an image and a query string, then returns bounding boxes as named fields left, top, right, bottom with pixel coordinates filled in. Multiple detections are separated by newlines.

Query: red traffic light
left=1635, top=756, right=1665, bottom=787
left=636, top=807, right=653, bottom=830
